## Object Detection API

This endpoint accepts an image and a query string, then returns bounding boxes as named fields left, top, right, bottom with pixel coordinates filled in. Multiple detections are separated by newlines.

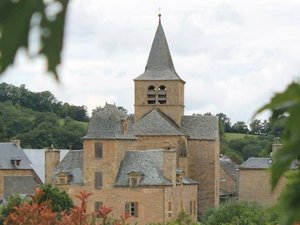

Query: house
left=46, top=15, right=220, bottom=224
left=238, top=142, right=290, bottom=206
left=0, top=141, right=42, bottom=200
left=219, top=155, right=238, bottom=202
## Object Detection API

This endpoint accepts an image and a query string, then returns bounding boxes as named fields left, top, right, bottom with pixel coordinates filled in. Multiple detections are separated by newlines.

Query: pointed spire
left=135, top=15, right=183, bottom=81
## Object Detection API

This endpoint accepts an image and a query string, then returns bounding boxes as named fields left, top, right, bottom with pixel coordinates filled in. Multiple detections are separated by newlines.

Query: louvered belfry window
left=147, top=86, right=156, bottom=104
left=95, top=172, right=103, bottom=189
left=158, top=85, right=167, bottom=104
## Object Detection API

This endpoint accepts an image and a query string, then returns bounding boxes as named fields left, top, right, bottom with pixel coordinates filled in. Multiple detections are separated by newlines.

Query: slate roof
left=83, top=103, right=136, bottom=140
left=3, top=176, right=40, bottom=198
left=133, top=108, right=185, bottom=136
left=239, top=157, right=272, bottom=169
left=220, top=156, right=238, bottom=181
left=115, top=150, right=172, bottom=186
left=53, top=150, right=83, bottom=184
left=181, top=115, right=219, bottom=140
left=135, top=17, right=183, bottom=81
left=240, top=157, right=299, bottom=170
left=0, top=143, right=32, bottom=170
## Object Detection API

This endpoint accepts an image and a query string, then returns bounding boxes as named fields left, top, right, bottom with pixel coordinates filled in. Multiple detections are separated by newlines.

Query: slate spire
left=135, top=15, right=183, bottom=81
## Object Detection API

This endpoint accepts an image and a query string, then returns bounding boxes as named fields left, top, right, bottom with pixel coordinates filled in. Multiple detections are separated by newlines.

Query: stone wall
left=239, top=169, right=285, bottom=206
left=187, top=139, right=220, bottom=218
left=0, top=169, right=38, bottom=198
left=134, top=80, right=185, bottom=125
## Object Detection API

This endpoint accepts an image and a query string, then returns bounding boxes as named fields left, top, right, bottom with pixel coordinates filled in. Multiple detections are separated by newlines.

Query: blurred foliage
left=0, top=195, right=23, bottom=225
left=0, top=0, right=69, bottom=79
left=256, top=82, right=300, bottom=225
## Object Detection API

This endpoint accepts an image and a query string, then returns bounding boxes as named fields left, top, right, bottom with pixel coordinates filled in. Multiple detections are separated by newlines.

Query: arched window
left=147, top=86, right=156, bottom=104
left=158, top=85, right=167, bottom=104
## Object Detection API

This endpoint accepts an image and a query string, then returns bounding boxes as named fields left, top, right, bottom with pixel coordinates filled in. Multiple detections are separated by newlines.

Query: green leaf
left=0, top=0, right=37, bottom=72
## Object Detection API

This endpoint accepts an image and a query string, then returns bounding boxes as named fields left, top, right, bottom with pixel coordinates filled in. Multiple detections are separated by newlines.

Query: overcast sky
left=1, top=0, right=300, bottom=123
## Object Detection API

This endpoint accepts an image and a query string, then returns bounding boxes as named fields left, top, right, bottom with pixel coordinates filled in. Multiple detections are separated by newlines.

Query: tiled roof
left=115, top=149, right=172, bottom=186
left=3, top=176, right=40, bottom=198
left=0, top=143, right=32, bottom=170
left=83, top=103, right=136, bottom=140
left=133, top=108, right=185, bottom=136
left=135, top=18, right=183, bottom=81
left=181, top=115, right=219, bottom=140
left=239, top=157, right=272, bottom=169
left=220, top=156, right=238, bottom=181
left=53, top=150, right=83, bottom=184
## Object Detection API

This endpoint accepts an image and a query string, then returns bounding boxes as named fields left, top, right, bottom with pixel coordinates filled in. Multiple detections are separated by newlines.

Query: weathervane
left=158, top=7, right=161, bottom=18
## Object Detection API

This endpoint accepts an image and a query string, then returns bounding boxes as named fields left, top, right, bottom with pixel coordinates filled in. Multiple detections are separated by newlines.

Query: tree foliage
left=0, top=195, right=23, bottom=225
left=0, top=0, right=69, bottom=79
left=256, top=82, right=300, bottom=225
left=203, top=201, right=278, bottom=225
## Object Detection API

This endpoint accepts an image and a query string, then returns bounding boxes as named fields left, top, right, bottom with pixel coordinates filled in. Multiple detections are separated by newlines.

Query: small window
left=168, top=201, right=172, bottom=217
left=95, top=201, right=103, bottom=218
left=95, top=172, right=103, bottom=189
left=147, top=86, right=156, bottom=104
left=130, top=177, right=138, bottom=187
left=158, top=85, right=167, bottom=104
left=95, top=142, right=103, bottom=158
left=125, top=202, right=138, bottom=217
left=180, top=201, right=184, bottom=211
left=189, top=201, right=193, bottom=215
left=193, top=201, right=196, bottom=216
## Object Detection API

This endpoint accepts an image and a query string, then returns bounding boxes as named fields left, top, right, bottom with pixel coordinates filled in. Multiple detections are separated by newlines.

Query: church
left=46, top=15, right=220, bottom=224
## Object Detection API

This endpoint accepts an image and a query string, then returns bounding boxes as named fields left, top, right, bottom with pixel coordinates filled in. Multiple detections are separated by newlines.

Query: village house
left=0, top=141, right=42, bottom=202
left=45, top=15, right=220, bottom=224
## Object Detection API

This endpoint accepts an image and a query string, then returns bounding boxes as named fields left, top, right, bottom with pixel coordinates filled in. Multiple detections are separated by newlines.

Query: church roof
left=83, top=103, right=136, bottom=140
left=115, top=149, right=172, bottom=186
left=135, top=16, right=183, bottom=81
left=53, top=150, right=83, bottom=184
left=133, top=108, right=185, bottom=136
left=181, top=115, right=219, bottom=140
left=0, top=143, right=32, bottom=170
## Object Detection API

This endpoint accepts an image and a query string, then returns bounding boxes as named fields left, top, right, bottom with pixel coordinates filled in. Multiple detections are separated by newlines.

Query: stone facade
left=239, top=169, right=285, bottom=206
left=48, top=16, right=219, bottom=224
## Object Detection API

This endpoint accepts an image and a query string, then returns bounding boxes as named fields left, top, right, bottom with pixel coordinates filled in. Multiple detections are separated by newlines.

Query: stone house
left=0, top=141, right=42, bottom=201
left=238, top=143, right=289, bottom=206
left=46, top=16, right=220, bottom=224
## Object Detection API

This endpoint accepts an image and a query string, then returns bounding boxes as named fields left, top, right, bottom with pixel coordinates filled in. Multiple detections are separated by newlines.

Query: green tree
left=0, top=0, right=69, bottom=79
left=0, top=195, right=23, bottom=225
left=204, top=201, right=270, bottom=225
left=249, top=119, right=263, bottom=135
left=217, top=113, right=232, bottom=132
left=38, top=184, right=73, bottom=213
left=256, top=82, right=300, bottom=225
left=231, top=121, right=249, bottom=134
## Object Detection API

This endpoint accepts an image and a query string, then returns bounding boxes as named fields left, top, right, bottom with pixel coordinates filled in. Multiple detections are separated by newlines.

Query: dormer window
left=10, top=157, right=21, bottom=166
left=158, top=85, right=167, bottom=104
left=56, top=172, right=73, bottom=185
left=147, top=86, right=156, bottom=104
left=128, top=170, right=143, bottom=187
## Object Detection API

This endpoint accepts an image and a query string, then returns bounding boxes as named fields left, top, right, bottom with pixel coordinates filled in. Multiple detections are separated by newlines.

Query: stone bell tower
left=134, top=15, right=185, bottom=126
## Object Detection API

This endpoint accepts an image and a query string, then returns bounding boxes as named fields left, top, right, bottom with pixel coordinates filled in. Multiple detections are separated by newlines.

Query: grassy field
left=224, top=133, right=257, bottom=141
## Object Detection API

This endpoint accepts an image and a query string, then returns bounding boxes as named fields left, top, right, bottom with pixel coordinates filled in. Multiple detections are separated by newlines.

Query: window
left=130, top=177, right=138, bottom=187
left=168, top=201, right=172, bottom=217
left=180, top=201, right=183, bottom=210
left=158, top=85, right=167, bottom=104
left=95, top=142, right=103, bottom=158
left=193, top=201, right=196, bottom=216
left=125, top=202, right=138, bottom=217
left=95, top=201, right=103, bottom=218
left=189, top=201, right=192, bottom=215
left=121, top=119, right=128, bottom=135
left=147, top=86, right=156, bottom=104
left=95, top=172, right=103, bottom=189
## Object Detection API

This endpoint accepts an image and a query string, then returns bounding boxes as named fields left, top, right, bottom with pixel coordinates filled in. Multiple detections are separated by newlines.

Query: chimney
left=272, top=137, right=282, bottom=158
left=163, top=149, right=177, bottom=187
left=11, top=139, right=21, bottom=148
left=45, top=146, right=60, bottom=184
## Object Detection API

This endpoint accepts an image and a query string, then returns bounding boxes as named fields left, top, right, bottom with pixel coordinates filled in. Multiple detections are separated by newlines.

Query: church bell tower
left=134, top=15, right=185, bottom=126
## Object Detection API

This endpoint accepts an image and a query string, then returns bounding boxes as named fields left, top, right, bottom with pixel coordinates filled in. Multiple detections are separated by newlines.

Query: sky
left=1, top=0, right=300, bottom=124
